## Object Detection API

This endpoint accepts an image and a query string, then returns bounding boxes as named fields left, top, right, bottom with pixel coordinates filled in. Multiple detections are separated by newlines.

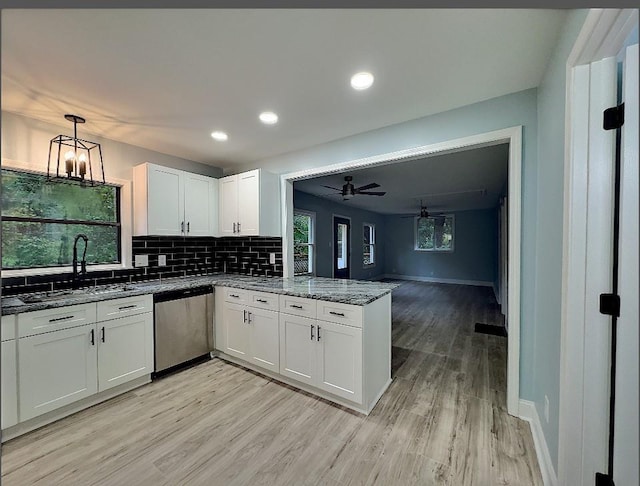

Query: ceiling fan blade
left=400, top=215, right=418, bottom=218
left=322, top=185, right=342, bottom=191
left=355, top=183, right=380, bottom=191
left=358, top=191, right=386, bottom=196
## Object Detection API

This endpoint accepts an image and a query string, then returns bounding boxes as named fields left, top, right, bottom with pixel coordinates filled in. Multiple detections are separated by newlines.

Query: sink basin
left=18, top=284, right=137, bottom=304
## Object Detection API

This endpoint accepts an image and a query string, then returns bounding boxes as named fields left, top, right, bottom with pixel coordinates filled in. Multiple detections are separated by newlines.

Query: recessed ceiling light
left=211, top=131, right=228, bottom=141
left=259, top=111, right=278, bottom=125
left=350, top=71, right=374, bottom=90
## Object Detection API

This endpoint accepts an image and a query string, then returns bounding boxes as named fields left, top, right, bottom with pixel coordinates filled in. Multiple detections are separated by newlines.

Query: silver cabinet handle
left=256, top=299, right=268, bottom=303
left=243, top=309, right=247, bottom=323
left=118, top=305, right=137, bottom=310
left=310, top=324, right=315, bottom=341
left=187, top=221, right=190, bottom=233
left=233, top=222, right=237, bottom=233
left=90, top=329, right=95, bottom=346
left=181, top=221, right=185, bottom=233
left=247, top=312, right=252, bottom=324
left=329, top=311, right=345, bottom=317
left=317, top=326, right=321, bottom=341
left=230, top=294, right=240, bottom=298
left=101, top=326, right=105, bottom=343
left=290, top=304, right=303, bottom=309
left=237, top=222, right=241, bottom=233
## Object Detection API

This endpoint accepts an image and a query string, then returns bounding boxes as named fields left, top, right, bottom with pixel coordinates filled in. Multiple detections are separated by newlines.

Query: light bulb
left=350, top=72, right=374, bottom=90
left=259, top=112, right=278, bottom=125
left=64, top=150, right=76, bottom=161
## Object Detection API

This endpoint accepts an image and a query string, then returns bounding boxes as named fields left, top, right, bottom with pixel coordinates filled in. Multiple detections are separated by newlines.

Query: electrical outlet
left=269, top=253, right=276, bottom=264
left=158, top=254, right=167, bottom=266
left=544, top=395, right=550, bottom=423
left=134, top=254, right=149, bottom=267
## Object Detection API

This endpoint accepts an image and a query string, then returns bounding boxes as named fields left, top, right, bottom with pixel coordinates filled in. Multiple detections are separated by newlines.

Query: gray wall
left=235, top=88, right=539, bottom=400
left=384, top=208, right=498, bottom=284
left=294, top=190, right=386, bottom=280
left=533, top=9, right=589, bottom=471
left=1, top=111, right=223, bottom=181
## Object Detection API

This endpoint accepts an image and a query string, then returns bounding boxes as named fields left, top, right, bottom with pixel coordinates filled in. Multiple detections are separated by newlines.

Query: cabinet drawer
left=223, top=287, right=248, bottom=304
left=97, top=294, right=153, bottom=322
left=279, top=295, right=317, bottom=319
left=317, top=301, right=362, bottom=328
left=2, top=314, right=16, bottom=342
left=247, top=291, right=279, bottom=311
left=18, top=303, right=97, bottom=338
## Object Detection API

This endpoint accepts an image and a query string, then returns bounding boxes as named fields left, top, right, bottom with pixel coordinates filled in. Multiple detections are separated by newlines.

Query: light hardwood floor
left=1, top=281, right=542, bottom=486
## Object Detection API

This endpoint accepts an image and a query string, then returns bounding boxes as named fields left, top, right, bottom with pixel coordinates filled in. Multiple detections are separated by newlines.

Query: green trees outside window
left=1, top=168, right=121, bottom=269
left=415, top=215, right=454, bottom=251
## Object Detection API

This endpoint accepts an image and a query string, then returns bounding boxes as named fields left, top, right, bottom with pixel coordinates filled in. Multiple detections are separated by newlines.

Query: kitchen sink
left=18, top=284, right=137, bottom=304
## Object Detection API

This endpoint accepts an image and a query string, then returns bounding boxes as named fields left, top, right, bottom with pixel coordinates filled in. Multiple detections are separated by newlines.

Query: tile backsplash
left=2, top=235, right=283, bottom=295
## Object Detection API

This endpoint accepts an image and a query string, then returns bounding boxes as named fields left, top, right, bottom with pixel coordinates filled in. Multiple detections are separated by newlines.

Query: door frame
left=332, top=214, right=352, bottom=279
left=280, top=125, right=523, bottom=416
left=558, top=8, right=638, bottom=485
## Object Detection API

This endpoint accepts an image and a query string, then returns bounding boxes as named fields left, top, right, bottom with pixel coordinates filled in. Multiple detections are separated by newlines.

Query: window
left=363, top=223, right=376, bottom=266
left=1, top=168, right=121, bottom=270
left=293, top=210, right=315, bottom=275
left=415, top=215, right=454, bottom=251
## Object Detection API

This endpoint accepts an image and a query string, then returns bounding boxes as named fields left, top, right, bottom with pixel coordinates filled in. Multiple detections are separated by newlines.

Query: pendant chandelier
left=47, top=114, right=105, bottom=185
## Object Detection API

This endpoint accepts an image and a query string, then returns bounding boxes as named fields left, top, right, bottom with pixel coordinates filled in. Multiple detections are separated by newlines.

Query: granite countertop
left=1, top=274, right=399, bottom=315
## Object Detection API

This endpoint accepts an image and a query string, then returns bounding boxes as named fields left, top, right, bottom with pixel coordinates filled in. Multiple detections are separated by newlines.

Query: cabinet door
left=97, top=313, right=153, bottom=392
left=219, top=175, right=238, bottom=236
left=316, top=321, right=362, bottom=403
left=184, top=172, right=213, bottom=237
left=247, top=307, right=279, bottom=373
left=223, top=302, right=250, bottom=360
left=18, top=324, right=98, bottom=421
left=237, top=170, right=260, bottom=235
left=1, top=340, right=18, bottom=429
left=147, top=165, right=185, bottom=236
left=279, top=314, right=316, bottom=386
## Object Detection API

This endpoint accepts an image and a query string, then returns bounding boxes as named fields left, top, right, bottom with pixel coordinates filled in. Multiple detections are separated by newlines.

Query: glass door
left=333, top=216, right=350, bottom=279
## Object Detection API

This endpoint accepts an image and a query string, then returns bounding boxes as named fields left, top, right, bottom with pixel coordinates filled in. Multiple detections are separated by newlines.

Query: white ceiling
left=294, top=143, right=509, bottom=214
left=1, top=9, right=566, bottom=170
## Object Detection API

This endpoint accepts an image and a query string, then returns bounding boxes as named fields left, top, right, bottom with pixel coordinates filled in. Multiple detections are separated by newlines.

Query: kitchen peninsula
left=1, top=275, right=396, bottom=440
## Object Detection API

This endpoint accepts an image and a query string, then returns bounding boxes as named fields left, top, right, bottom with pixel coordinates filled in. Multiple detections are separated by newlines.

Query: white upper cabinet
left=133, top=163, right=219, bottom=237
left=219, top=169, right=280, bottom=237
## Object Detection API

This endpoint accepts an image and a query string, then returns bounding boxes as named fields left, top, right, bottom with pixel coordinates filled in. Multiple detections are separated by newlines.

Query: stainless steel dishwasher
left=153, top=286, right=214, bottom=375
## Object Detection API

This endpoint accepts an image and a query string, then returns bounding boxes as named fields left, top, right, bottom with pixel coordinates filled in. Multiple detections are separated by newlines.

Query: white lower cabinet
left=18, top=324, right=98, bottom=421
left=97, top=312, right=154, bottom=392
left=221, top=300, right=279, bottom=373
left=279, top=315, right=362, bottom=403
left=279, top=314, right=317, bottom=386
left=1, top=339, right=18, bottom=429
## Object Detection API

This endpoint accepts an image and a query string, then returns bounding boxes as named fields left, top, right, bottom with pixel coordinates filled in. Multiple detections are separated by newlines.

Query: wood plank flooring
left=1, top=281, right=542, bottom=485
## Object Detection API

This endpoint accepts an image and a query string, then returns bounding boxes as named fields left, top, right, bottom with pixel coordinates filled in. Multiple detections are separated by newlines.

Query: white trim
left=281, top=125, right=522, bottom=417
left=381, top=274, right=493, bottom=288
left=559, top=9, right=637, bottom=485
left=519, top=399, right=558, bottom=486
left=0, top=158, right=133, bottom=276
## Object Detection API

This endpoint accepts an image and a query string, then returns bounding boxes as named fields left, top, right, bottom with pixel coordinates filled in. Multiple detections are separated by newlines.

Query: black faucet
left=72, top=234, right=89, bottom=289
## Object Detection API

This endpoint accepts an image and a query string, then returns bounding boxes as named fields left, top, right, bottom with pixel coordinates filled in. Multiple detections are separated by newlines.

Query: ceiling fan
left=323, top=176, right=386, bottom=201
left=401, top=201, right=446, bottom=222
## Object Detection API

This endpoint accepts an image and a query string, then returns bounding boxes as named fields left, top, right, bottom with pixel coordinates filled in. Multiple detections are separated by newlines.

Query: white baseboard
left=381, top=273, right=494, bottom=287
left=519, top=399, right=557, bottom=486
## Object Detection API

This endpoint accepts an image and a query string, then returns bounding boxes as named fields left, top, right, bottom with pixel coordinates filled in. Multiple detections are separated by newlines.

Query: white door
left=613, top=42, right=639, bottom=486
left=1, top=340, right=18, bottom=429
left=247, top=307, right=279, bottom=373
left=237, top=170, right=260, bottom=235
left=97, top=313, right=153, bottom=392
left=219, top=175, right=239, bottom=236
left=18, top=324, right=98, bottom=421
left=316, top=321, right=362, bottom=403
left=279, top=313, right=316, bottom=386
left=147, top=165, right=185, bottom=236
left=184, top=172, right=212, bottom=236
left=223, top=302, right=250, bottom=360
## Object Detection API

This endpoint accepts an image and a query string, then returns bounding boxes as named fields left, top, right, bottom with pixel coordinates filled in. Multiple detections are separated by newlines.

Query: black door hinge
left=595, top=472, right=615, bottom=486
left=600, top=293, right=620, bottom=317
left=603, top=103, right=625, bottom=130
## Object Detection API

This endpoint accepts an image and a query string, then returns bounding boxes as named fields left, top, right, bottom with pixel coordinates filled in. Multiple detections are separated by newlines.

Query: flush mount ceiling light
left=350, top=71, right=374, bottom=90
left=47, top=114, right=105, bottom=185
left=211, top=131, right=228, bottom=141
left=259, top=111, right=278, bottom=125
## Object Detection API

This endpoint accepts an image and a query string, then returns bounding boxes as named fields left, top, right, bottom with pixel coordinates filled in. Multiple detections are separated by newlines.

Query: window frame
left=293, top=209, right=316, bottom=276
left=1, top=159, right=133, bottom=277
left=363, top=222, right=376, bottom=268
left=413, top=214, right=455, bottom=252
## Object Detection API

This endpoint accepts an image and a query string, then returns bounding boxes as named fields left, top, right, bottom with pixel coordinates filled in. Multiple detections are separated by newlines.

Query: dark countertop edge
left=1, top=276, right=395, bottom=315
